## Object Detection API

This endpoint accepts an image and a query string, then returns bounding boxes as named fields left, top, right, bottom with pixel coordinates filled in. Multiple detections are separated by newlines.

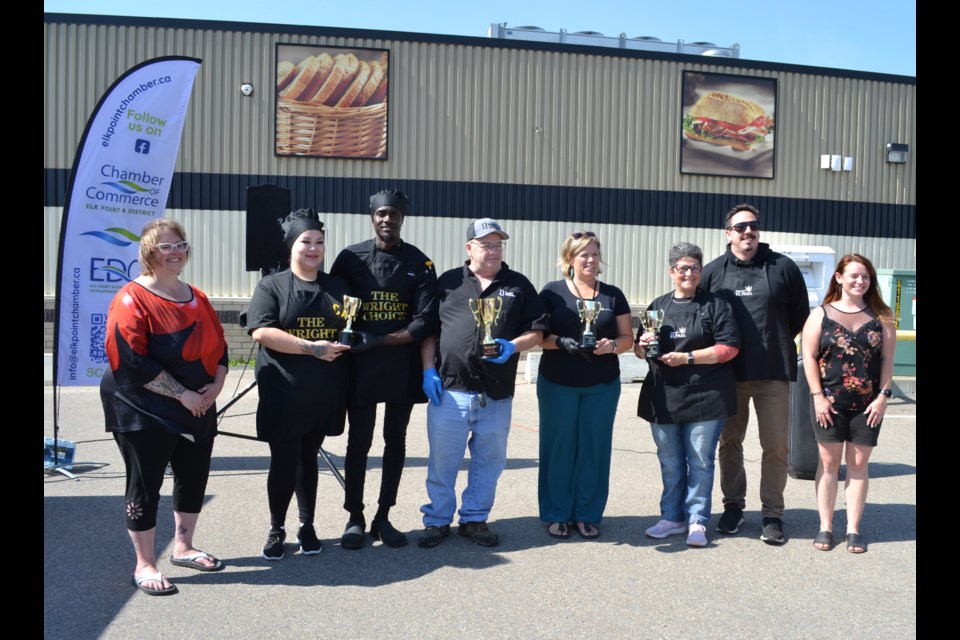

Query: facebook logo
left=134, top=139, right=151, bottom=154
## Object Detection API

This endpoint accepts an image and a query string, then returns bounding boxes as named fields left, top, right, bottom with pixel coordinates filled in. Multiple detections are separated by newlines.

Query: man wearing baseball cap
left=417, top=218, right=547, bottom=548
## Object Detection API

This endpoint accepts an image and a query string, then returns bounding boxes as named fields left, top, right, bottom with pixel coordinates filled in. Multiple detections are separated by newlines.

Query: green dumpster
left=876, top=269, right=916, bottom=376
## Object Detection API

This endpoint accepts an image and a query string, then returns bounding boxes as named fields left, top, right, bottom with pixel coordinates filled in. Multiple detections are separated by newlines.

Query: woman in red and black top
left=101, top=219, right=229, bottom=596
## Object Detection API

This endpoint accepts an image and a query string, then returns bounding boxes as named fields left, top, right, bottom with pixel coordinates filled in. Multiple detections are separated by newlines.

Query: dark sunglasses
left=727, top=221, right=761, bottom=233
left=571, top=231, right=597, bottom=239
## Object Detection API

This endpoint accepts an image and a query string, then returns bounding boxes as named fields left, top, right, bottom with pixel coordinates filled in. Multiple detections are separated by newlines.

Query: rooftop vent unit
left=486, top=23, right=740, bottom=58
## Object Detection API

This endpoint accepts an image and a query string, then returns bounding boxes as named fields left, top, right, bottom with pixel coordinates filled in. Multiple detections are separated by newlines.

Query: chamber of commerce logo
left=81, top=227, right=140, bottom=247
left=99, top=180, right=152, bottom=195
left=81, top=227, right=142, bottom=283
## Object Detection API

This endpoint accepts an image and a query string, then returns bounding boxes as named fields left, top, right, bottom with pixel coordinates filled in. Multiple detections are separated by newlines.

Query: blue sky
left=44, top=0, right=915, bottom=77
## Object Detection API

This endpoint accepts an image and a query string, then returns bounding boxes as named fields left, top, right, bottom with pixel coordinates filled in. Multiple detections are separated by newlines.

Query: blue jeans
left=421, top=389, right=513, bottom=527
left=650, top=419, right=725, bottom=525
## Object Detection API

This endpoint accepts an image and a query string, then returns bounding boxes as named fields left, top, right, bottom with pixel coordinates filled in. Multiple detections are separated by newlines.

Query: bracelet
left=810, top=391, right=824, bottom=397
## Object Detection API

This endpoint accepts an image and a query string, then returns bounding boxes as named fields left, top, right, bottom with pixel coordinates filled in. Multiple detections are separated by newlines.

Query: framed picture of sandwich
left=680, top=71, right=777, bottom=179
left=275, top=43, right=390, bottom=159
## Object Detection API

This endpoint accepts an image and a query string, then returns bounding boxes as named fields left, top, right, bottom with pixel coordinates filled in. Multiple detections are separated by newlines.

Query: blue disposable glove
left=422, top=368, right=443, bottom=406
left=484, top=338, right=516, bottom=364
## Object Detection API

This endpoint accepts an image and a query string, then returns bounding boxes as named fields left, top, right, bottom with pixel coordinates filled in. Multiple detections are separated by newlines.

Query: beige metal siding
left=44, top=19, right=916, bottom=204
left=44, top=17, right=915, bottom=305
left=43, top=207, right=915, bottom=303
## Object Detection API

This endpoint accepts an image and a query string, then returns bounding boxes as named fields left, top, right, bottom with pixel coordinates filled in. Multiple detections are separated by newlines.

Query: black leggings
left=343, top=402, right=413, bottom=522
left=267, top=430, right=326, bottom=527
left=114, top=430, right=215, bottom=532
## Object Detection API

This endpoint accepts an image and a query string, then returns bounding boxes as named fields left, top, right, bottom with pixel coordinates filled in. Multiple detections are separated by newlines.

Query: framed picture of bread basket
left=679, top=71, right=776, bottom=179
left=275, top=44, right=389, bottom=159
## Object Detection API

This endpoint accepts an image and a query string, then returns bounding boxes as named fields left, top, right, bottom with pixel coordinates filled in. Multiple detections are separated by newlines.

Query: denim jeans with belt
left=420, top=389, right=513, bottom=527
left=649, top=419, right=725, bottom=525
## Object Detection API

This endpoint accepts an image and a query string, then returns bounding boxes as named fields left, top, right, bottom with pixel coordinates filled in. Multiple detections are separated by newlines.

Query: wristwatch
left=687, top=352, right=695, bottom=365
left=880, top=388, right=893, bottom=398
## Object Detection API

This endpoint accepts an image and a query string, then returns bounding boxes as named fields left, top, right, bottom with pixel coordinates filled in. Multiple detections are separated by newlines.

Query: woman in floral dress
left=800, top=254, right=896, bottom=554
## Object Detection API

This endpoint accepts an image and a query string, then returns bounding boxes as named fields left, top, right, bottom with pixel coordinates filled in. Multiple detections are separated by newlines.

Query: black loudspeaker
left=246, top=184, right=291, bottom=272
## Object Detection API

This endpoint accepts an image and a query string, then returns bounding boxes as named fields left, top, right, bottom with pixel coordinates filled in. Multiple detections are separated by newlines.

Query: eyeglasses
left=671, top=264, right=702, bottom=275
left=570, top=231, right=597, bottom=239
left=156, top=240, right=189, bottom=254
left=727, top=221, right=761, bottom=233
left=471, top=241, right=505, bottom=252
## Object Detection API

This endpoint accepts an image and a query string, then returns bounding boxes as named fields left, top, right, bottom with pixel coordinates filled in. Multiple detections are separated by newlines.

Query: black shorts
left=809, top=400, right=881, bottom=447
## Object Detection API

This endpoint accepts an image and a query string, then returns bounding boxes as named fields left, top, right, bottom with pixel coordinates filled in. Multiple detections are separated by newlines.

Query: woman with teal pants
left=537, top=231, right=633, bottom=540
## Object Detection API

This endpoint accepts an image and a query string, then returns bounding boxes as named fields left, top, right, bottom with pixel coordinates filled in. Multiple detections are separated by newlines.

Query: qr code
left=90, top=313, right=107, bottom=363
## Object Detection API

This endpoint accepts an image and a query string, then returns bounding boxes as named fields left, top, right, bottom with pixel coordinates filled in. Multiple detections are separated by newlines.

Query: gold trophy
left=338, top=295, right=362, bottom=345
left=640, top=309, right=666, bottom=357
left=577, top=300, right=603, bottom=349
left=469, top=297, right=503, bottom=358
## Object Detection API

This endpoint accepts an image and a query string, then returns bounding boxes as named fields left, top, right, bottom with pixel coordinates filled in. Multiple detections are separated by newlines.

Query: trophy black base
left=579, top=336, right=597, bottom=350
left=646, top=343, right=661, bottom=358
left=339, top=330, right=354, bottom=346
left=482, top=342, right=501, bottom=358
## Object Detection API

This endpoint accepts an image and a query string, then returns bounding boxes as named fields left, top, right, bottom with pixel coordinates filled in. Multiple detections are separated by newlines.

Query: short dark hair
left=668, top=242, right=702, bottom=267
left=725, top=203, right=760, bottom=226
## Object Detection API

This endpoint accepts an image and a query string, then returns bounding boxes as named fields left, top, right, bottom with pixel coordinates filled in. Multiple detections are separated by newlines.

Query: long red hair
left=823, top=254, right=893, bottom=324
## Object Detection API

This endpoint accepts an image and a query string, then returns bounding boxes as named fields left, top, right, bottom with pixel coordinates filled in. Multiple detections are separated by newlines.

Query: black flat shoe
left=341, top=521, right=366, bottom=550
left=370, top=519, right=408, bottom=548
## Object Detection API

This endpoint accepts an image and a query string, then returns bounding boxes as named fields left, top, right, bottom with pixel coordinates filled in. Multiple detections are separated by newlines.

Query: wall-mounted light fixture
left=886, top=142, right=908, bottom=164
left=240, top=82, right=254, bottom=96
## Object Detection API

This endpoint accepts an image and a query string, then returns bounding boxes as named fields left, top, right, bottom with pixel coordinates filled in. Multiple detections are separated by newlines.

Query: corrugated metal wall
left=44, top=16, right=916, bottom=303
left=43, top=206, right=914, bottom=304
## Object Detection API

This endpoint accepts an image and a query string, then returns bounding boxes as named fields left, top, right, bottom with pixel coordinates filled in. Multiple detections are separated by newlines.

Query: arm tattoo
left=145, top=370, right=188, bottom=398
left=299, top=339, right=327, bottom=358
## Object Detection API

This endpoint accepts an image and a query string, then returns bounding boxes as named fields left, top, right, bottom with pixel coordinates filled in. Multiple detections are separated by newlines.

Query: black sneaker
left=297, top=523, right=323, bottom=555
left=417, top=524, right=451, bottom=548
left=716, top=507, right=745, bottom=534
left=262, top=527, right=286, bottom=560
left=458, top=521, right=499, bottom=547
left=370, top=519, right=408, bottom=548
left=760, top=517, right=786, bottom=545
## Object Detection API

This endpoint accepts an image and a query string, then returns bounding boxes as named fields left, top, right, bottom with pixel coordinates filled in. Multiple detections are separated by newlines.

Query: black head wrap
left=281, top=208, right=325, bottom=249
left=369, top=189, right=409, bottom=215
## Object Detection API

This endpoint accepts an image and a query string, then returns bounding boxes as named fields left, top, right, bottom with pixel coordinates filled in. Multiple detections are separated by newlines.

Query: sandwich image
left=682, top=91, right=773, bottom=151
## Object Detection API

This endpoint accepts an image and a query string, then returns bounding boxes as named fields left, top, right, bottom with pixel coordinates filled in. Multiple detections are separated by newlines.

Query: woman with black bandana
left=245, top=209, right=351, bottom=559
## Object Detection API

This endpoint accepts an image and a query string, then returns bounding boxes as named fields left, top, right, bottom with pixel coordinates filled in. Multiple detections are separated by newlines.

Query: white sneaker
left=645, top=519, right=687, bottom=539
left=687, top=523, right=708, bottom=547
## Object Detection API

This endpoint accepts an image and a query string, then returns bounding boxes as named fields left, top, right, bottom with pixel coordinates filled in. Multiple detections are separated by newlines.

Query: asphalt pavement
left=44, top=368, right=916, bottom=639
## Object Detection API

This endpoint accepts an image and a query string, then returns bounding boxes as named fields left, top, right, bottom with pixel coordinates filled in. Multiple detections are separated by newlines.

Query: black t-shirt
left=329, top=239, right=437, bottom=340
left=246, top=269, right=350, bottom=439
left=429, top=262, right=548, bottom=400
left=637, top=289, right=740, bottom=424
left=538, top=279, right=631, bottom=387
left=330, top=239, right=438, bottom=405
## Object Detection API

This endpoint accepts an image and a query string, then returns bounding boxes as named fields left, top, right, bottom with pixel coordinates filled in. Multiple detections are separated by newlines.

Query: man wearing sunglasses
left=701, top=203, right=810, bottom=545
